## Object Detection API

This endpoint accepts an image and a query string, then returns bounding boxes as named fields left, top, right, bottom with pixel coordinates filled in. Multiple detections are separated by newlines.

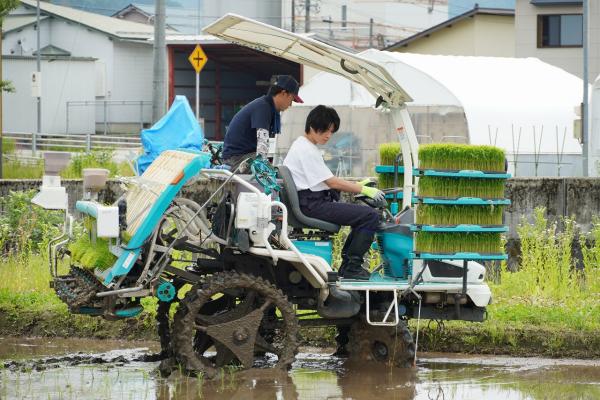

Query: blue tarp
left=136, top=96, right=204, bottom=174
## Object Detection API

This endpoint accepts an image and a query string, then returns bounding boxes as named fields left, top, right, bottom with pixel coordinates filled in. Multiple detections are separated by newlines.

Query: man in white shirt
left=283, top=105, right=385, bottom=280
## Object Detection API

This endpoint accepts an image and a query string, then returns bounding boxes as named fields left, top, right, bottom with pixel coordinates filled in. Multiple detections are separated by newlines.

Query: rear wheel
left=172, top=271, right=299, bottom=378
left=347, top=319, right=415, bottom=368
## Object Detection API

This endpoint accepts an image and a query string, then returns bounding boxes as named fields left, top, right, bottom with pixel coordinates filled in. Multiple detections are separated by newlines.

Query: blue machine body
left=376, top=223, right=413, bottom=279
left=101, top=151, right=211, bottom=286
left=292, top=240, right=333, bottom=265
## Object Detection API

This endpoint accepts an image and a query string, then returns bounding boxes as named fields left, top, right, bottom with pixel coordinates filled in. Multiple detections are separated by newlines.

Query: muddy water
left=2, top=338, right=600, bottom=400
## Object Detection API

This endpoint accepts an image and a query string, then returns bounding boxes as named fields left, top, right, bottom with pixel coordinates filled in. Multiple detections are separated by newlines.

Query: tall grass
left=579, top=216, right=600, bottom=294
left=1, top=159, right=44, bottom=179
left=0, top=190, right=63, bottom=258
left=496, top=207, right=583, bottom=302
left=419, top=144, right=505, bottom=172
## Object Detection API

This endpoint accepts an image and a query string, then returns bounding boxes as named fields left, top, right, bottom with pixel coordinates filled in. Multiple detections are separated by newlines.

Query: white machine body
left=31, top=175, right=68, bottom=210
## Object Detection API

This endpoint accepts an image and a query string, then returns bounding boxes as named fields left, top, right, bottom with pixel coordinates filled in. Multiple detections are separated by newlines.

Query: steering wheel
left=250, top=157, right=281, bottom=195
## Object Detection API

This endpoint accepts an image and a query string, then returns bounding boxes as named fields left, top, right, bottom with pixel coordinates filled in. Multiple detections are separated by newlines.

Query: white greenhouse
left=279, top=51, right=584, bottom=177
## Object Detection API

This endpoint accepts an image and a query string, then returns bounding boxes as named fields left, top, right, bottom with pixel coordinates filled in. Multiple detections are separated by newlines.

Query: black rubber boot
left=338, top=230, right=354, bottom=277
left=341, top=231, right=374, bottom=280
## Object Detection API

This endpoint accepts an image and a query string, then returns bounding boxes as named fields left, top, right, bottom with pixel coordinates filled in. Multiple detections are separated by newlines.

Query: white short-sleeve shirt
left=283, top=136, right=333, bottom=192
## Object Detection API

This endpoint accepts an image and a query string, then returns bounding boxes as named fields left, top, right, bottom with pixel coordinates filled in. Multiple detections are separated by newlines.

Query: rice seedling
left=378, top=142, right=403, bottom=189
left=379, top=142, right=401, bottom=165
left=418, top=176, right=505, bottom=198
left=377, top=173, right=403, bottom=189
left=68, top=234, right=116, bottom=271
left=416, top=205, right=504, bottom=225
left=419, top=144, right=505, bottom=172
left=415, top=232, right=503, bottom=254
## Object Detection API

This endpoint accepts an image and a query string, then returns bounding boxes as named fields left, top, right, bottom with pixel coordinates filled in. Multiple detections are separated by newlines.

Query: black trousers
left=298, top=190, right=379, bottom=233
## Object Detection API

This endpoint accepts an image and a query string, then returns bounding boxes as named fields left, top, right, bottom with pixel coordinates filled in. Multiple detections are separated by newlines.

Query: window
left=538, top=14, right=583, bottom=47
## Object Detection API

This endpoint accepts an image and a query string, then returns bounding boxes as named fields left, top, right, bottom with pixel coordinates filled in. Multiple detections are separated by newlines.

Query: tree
left=1, top=0, right=21, bottom=178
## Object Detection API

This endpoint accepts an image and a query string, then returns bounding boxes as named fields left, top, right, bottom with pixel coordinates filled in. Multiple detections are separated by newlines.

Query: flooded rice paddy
left=2, top=337, right=600, bottom=399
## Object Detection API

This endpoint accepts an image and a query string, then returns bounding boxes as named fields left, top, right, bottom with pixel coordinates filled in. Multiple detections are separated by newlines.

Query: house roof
left=2, top=14, right=48, bottom=34
left=17, top=0, right=177, bottom=41
left=530, top=0, right=582, bottom=5
left=113, top=3, right=204, bottom=34
left=33, top=44, right=71, bottom=57
left=384, top=7, right=515, bottom=52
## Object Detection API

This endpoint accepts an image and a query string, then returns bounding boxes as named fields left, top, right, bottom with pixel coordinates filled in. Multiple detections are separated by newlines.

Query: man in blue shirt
left=222, top=75, right=303, bottom=172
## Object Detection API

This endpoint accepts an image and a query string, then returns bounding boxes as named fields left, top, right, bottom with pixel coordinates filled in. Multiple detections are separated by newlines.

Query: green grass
left=1, top=159, right=44, bottom=179
left=419, top=143, right=505, bottom=172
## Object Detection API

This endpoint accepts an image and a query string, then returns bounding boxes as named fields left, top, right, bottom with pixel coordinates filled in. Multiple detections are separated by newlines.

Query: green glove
left=357, top=178, right=374, bottom=187
left=361, top=185, right=386, bottom=202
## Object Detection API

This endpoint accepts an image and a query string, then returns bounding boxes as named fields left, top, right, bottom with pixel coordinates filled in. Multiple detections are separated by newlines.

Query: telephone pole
left=583, top=0, right=589, bottom=176
left=305, top=0, right=310, bottom=32
left=152, top=0, right=167, bottom=123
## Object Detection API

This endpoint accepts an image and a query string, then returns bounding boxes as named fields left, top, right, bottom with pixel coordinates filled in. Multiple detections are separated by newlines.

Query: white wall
left=109, top=41, right=154, bottom=124
left=515, top=0, right=600, bottom=81
left=3, top=57, right=96, bottom=134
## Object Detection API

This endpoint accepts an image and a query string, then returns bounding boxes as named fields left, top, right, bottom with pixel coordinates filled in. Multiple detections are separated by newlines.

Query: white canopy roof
left=300, top=51, right=584, bottom=154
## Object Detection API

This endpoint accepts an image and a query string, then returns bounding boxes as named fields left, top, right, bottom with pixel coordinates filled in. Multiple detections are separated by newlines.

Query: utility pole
left=0, top=23, right=3, bottom=178
left=291, top=0, right=295, bottom=32
left=305, top=0, right=310, bottom=33
left=35, top=0, right=41, bottom=154
left=369, top=18, right=374, bottom=48
left=152, top=0, right=167, bottom=123
left=583, top=0, right=589, bottom=176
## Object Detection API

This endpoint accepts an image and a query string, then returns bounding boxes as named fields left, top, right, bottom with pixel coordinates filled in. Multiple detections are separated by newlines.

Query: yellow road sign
left=188, top=44, right=208, bottom=74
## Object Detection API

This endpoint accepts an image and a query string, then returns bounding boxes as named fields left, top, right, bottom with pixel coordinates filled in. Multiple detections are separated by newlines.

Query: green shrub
left=0, top=190, right=63, bottom=257
left=61, top=150, right=118, bottom=178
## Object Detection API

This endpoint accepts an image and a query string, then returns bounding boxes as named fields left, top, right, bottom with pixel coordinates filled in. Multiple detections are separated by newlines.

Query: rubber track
left=347, top=319, right=416, bottom=368
left=171, top=271, right=299, bottom=378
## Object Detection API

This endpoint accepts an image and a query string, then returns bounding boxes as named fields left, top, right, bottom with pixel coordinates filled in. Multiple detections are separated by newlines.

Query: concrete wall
left=394, top=14, right=515, bottom=57
left=515, top=0, right=600, bottom=81
left=5, top=177, right=600, bottom=241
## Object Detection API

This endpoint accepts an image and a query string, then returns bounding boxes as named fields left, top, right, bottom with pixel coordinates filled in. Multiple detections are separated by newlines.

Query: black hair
left=304, top=105, right=340, bottom=134
left=267, top=85, right=285, bottom=97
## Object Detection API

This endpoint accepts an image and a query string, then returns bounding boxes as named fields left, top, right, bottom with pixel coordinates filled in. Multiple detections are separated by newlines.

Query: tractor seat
left=277, top=166, right=340, bottom=233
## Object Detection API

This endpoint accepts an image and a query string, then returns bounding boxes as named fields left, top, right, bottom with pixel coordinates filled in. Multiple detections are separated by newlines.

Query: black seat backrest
left=277, top=166, right=340, bottom=233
